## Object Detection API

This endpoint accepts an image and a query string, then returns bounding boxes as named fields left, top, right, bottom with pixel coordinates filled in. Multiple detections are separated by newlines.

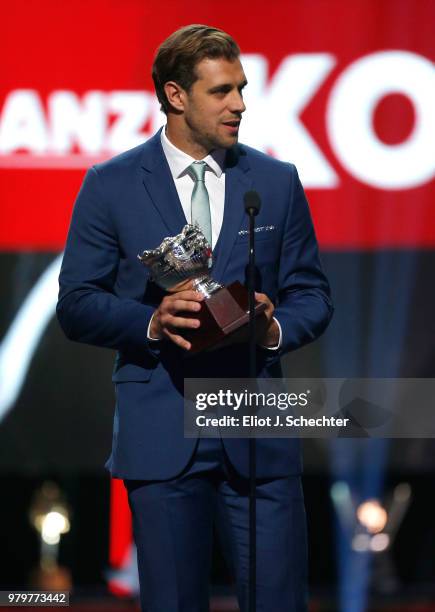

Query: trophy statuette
left=138, top=224, right=267, bottom=354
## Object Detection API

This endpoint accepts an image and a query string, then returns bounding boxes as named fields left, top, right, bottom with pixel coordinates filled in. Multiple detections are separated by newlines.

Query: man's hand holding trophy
left=138, top=224, right=271, bottom=354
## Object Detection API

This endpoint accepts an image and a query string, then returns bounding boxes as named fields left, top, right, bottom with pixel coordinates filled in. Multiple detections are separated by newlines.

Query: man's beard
left=186, top=114, right=236, bottom=152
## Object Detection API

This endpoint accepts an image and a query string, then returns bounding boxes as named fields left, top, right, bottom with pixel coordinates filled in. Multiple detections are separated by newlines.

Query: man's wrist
left=259, top=317, right=282, bottom=350
left=147, top=312, right=162, bottom=341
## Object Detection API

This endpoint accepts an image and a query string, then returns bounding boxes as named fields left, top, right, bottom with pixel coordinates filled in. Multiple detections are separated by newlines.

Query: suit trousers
left=124, top=437, right=308, bottom=612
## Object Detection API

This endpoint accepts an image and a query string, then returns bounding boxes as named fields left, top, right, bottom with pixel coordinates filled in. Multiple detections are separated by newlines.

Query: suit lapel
left=140, top=129, right=187, bottom=236
left=211, top=146, right=253, bottom=283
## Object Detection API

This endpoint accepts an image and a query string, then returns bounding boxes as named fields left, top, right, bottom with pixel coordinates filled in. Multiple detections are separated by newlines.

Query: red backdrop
left=1, top=0, right=434, bottom=251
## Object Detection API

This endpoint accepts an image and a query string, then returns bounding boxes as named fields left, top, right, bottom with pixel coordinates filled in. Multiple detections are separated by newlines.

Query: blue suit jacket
left=57, top=129, right=333, bottom=480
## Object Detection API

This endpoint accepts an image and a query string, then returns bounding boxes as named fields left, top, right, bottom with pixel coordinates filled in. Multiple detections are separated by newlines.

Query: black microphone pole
left=244, top=190, right=261, bottom=612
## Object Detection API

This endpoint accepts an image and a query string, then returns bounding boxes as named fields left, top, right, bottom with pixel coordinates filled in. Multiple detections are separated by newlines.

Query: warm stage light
left=41, top=511, right=70, bottom=546
left=356, top=499, right=388, bottom=534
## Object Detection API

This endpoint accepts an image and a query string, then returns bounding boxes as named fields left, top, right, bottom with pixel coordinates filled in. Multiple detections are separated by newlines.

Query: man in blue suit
left=57, top=24, right=332, bottom=612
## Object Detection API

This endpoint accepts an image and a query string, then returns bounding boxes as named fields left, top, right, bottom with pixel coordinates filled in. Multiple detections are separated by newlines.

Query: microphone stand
left=246, top=196, right=259, bottom=612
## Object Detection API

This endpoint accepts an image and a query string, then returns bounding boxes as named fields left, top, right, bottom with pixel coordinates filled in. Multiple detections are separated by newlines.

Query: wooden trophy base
left=182, top=280, right=267, bottom=355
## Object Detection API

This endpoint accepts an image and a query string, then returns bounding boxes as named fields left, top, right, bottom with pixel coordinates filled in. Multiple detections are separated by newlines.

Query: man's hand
left=254, top=292, right=280, bottom=347
left=208, top=291, right=279, bottom=351
left=149, top=289, right=204, bottom=351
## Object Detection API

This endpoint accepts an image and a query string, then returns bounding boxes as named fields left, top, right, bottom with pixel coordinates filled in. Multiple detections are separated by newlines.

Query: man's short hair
left=152, top=24, right=240, bottom=114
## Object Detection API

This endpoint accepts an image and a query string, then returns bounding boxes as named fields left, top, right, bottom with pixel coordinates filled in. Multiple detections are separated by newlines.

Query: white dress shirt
left=161, top=128, right=225, bottom=249
left=147, top=127, right=281, bottom=350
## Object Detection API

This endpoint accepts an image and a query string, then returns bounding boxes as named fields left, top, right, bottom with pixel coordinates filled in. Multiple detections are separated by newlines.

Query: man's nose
left=229, top=90, right=246, bottom=114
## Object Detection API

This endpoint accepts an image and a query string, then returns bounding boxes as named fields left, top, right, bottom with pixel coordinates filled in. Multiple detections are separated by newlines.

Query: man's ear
left=163, top=81, right=186, bottom=112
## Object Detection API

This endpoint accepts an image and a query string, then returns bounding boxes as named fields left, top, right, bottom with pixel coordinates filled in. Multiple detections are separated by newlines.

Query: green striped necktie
left=188, top=161, right=212, bottom=246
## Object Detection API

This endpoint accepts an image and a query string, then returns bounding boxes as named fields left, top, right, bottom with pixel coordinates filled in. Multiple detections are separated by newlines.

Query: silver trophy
left=137, top=224, right=266, bottom=354
left=137, top=224, right=222, bottom=296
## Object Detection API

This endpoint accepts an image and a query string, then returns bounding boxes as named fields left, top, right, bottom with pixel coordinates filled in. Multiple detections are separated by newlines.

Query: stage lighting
left=29, top=481, right=72, bottom=589
left=41, top=510, right=70, bottom=546
left=356, top=499, right=388, bottom=534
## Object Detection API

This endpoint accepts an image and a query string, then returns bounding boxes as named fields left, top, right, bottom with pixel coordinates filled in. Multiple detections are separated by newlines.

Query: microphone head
left=244, top=190, right=261, bottom=216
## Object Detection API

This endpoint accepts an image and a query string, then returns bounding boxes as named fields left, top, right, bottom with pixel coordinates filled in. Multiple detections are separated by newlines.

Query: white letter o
left=327, top=51, right=435, bottom=190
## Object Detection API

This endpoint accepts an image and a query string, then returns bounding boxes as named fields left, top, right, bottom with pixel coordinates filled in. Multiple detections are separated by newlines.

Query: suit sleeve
left=273, top=164, right=333, bottom=355
left=56, top=166, right=157, bottom=354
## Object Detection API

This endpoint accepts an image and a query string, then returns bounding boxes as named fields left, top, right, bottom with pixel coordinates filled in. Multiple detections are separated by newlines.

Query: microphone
left=244, top=190, right=261, bottom=216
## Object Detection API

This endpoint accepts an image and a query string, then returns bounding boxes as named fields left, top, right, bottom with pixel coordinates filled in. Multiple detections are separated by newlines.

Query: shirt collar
left=161, top=127, right=225, bottom=179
